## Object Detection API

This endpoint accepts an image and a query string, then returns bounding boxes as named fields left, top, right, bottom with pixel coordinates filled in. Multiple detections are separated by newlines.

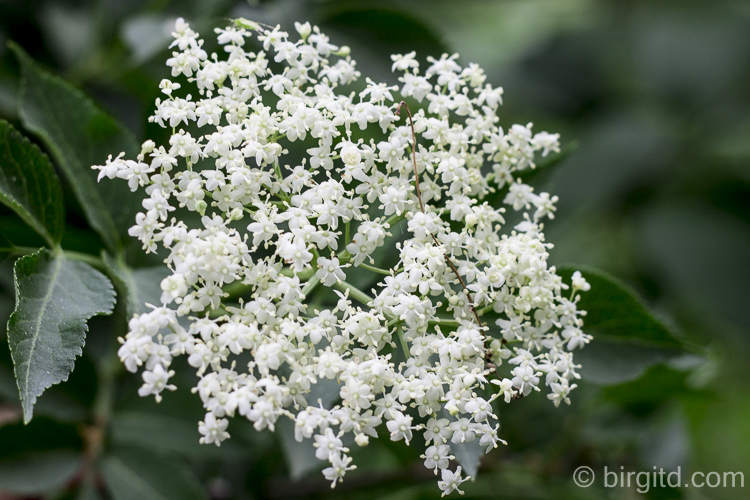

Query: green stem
left=273, top=161, right=291, bottom=203
left=281, top=267, right=316, bottom=281
left=12, top=245, right=43, bottom=255
left=337, top=250, right=352, bottom=265
left=65, top=250, right=109, bottom=270
left=92, top=353, right=120, bottom=428
left=384, top=212, right=406, bottom=227
left=12, top=246, right=107, bottom=271
left=302, top=275, right=321, bottom=298
left=477, top=303, right=495, bottom=316
left=223, top=267, right=317, bottom=299
left=209, top=304, right=232, bottom=319
left=81, top=336, right=122, bottom=492
left=222, top=281, right=251, bottom=299
left=395, top=322, right=410, bottom=360
left=428, top=318, right=459, bottom=328
left=332, top=280, right=390, bottom=316
left=358, top=262, right=392, bottom=275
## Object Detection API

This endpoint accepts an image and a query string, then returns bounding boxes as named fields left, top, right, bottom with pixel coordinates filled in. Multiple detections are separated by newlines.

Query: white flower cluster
left=94, top=18, right=591, bottom=495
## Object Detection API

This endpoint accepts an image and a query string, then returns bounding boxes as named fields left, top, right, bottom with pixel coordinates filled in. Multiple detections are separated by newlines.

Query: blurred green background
left=0, top=0, right=749, bottom=499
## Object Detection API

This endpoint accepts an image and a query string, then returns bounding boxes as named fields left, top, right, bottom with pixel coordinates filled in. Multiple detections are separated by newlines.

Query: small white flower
left=199, top=412, right=230, bottom=446
left=438, top=466, right=469, bottom=496
left=422, top=444, right=453, bottom=473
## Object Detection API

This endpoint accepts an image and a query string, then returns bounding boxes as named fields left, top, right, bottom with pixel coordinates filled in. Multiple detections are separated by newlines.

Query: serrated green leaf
left=103, top=254, right=170, bottom=318
left=7, top=249, right=116, bottom=423
left=557, top=265, right=683, bottom=350
left=0, top=120, right=64, bottom=247
left=101, top=448, right=208, bottom=500
left=557, top=265, right=690, bottom=385
left=10, top=43, right=140, bottom=253
left=0, top=450, right=82, bottom=494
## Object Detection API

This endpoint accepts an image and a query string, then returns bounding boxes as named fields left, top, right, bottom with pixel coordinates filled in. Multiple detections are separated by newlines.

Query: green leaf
left=110, top=411, right=243, bottom=459
left=103, top=254, right=170, bottom=318
left=436, top=407, right=484, bottom=478
left=76, top=478, right=105, bottom=500
left=486, top=140, right=578, bottom=209
left=7, top=249, right=116, bottom=423
left=451, top=439, right=484, bottom=478
left=0, top=450, right=82, bottom=494
left=0, top=417, right=83, bottom=457
left=557, top=265, right=692, bottom=385
left=558, top=265, right=683, bottom=350
left=101, top=448, right=208, bottom=500
left=602, top=364, right=710, bottom=410
left=10, top=43, right=140, bottom=253
left=0, top=120, right=64, bottom=247
left=573, top=341, right=684, bottom=386
left=279, top=378, right=340, bottom=480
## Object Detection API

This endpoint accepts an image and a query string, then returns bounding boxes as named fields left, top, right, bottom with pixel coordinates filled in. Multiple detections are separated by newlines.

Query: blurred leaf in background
left=0, top=1, right=748, bottom=499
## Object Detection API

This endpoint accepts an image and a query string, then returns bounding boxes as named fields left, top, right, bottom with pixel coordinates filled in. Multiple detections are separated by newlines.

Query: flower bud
left=141, top=140, right=156, bottom=155
left=194, top=200, right=207, bottom=216
left=229, top=208, right=244, bottom=221
left=355, top=433, right=369, bottom=446
left=294, top=21, right=311, bottom=40
left=334, top=46, right=351, bottom=57
left=235, top=18, right=260, bottom=31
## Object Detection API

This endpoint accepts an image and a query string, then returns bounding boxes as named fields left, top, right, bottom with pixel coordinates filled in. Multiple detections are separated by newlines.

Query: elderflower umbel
left=93, top=17, right=592, bottom=495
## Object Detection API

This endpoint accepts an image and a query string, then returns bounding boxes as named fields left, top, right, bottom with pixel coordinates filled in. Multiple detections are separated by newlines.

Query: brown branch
left=395, top=101, right=486, bottom=337
left=395, top=101, right=424, bottom=213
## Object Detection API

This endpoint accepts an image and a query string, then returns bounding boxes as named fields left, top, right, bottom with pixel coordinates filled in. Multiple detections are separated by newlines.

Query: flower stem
left=302, top=275, right=321, bottom=298
left=12, top=246, right=107, bottom=271
left=395, top=322, right=410, bottom=360
left=333, top=280, right=374, bottom=308
left=384, top=212, right=406, bottom=228
left=358, top=262, right=392, bottom=275
left=396, top=101, right=485, bottom=331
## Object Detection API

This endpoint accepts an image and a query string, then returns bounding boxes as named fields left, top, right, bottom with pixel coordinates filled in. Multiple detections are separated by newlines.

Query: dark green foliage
left=101, top=448, right=208, bottom=500
left=103, top=253, right=171, bottom=318
left=0, top=1, right=746, bottom=499
left=11, top=43, right=140, bottom=253
left=0, top=119, right=64, bottom=246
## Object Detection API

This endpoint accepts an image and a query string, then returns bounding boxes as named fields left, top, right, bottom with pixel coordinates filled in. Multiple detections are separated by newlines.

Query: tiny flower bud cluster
left=93, top=18, right=591, bottom=495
